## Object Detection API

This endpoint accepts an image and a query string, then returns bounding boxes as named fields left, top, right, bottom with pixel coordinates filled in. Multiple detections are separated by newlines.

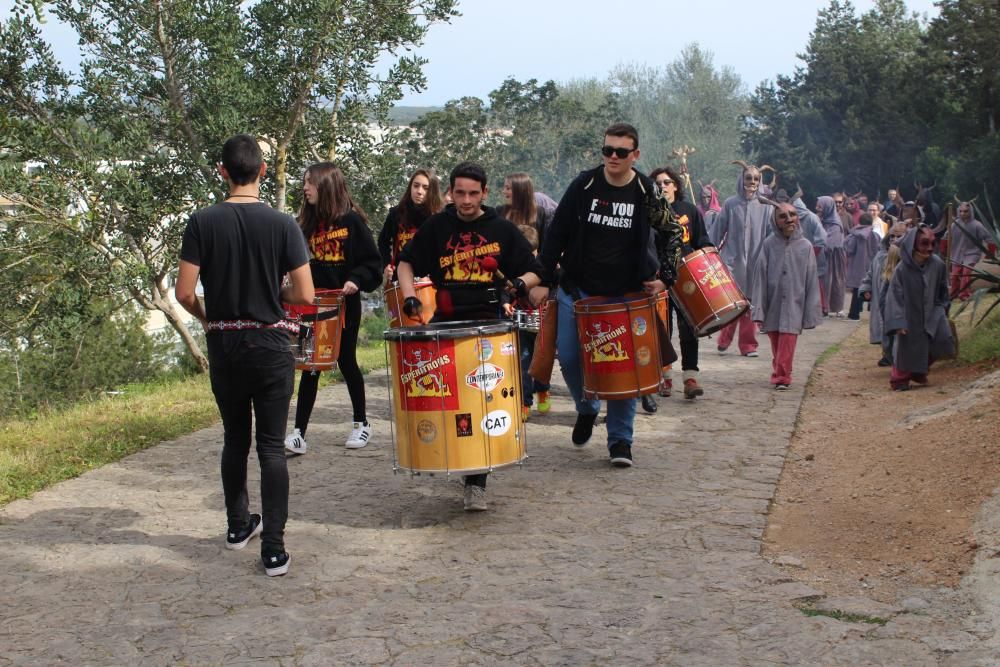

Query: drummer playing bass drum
left=395, top=161, right=543, bottom=512
left=644, top=165, right=714, bottom=412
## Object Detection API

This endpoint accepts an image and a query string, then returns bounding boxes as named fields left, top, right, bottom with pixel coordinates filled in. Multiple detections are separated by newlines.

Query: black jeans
left=295, top=293, right=365, bottom=432
left=209, top=333, right=294, bottom=555
left=668, top=300, right=699, bottom=372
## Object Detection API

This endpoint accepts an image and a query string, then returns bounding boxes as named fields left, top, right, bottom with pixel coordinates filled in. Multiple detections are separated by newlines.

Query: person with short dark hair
left=395, top=161, right=543, bottom=511
left=175, top=134, right=314, bottom=577
left=533, top=123, right=682, bottom=468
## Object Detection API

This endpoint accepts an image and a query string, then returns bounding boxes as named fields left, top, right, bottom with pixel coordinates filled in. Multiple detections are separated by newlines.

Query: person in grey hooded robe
left=883, top=224, right=955, bottom=391
left=945, top=200, right=994, bottom=300
left=750, top=202, right=822, bottom=389
left=860, top=222, right=907, bottom=366
left=709, top=161, right=774, bottom=356
left=816, top=195, right=848, bottom=316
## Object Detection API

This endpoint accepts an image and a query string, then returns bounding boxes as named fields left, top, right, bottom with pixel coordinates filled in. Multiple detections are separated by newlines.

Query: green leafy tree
left=0, top=0, right=455, bottom=372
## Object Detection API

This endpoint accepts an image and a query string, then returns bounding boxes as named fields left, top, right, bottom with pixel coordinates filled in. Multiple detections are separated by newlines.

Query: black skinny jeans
left=668, top=300, right=699, bottom=372
left=209, top=333, right=295, bottom=555
left=295, top=292, right=366, bottom=433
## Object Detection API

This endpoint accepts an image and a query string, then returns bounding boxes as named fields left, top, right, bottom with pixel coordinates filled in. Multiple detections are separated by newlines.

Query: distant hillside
left=387, top=106, right=442, bottom=126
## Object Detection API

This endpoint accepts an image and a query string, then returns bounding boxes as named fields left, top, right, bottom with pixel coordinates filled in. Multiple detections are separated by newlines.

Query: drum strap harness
left=205, top=319, right=301, bottom=334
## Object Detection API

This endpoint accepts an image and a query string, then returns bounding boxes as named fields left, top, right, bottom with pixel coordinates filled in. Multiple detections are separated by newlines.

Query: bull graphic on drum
left=574, top=294, right=662, bottom=400
left=384, top=321, right=526, bottom=476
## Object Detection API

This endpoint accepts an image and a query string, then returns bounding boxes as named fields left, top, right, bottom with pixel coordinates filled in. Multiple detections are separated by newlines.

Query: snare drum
left=669, top=248, right=749, bottom=336
left=574, top=293, right=661, bottom=400
left=384, top=280, right=436, bottom=327
left=384, top=320, right=525, bottom=475
left=285, top=289, right=344, bottom=371
left=513, top=309, right=541, bottom=333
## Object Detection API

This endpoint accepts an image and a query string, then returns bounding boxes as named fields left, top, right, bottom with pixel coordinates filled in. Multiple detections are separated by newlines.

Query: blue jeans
left=208, top=332, right=295, bottom=555
left=519, top=330, right=550, bottom=407
left=555, top=286, right=637, bottom=447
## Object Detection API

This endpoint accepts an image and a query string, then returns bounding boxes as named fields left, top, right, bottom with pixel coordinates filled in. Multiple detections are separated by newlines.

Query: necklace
left=226, top=194, right=260, bottom=201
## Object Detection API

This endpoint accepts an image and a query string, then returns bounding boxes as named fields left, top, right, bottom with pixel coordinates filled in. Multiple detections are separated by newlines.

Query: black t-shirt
left=671, top=199, right=711, bottom=254
left=579, top=173, right=643, bottom=295
left=398, top=205, right=543, bottom=321
left=180, top=202, right=309, bottom=347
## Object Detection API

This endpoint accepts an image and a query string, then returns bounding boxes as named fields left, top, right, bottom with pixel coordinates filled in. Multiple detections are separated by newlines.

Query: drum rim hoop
left=383, top=319, right=514, bottom=340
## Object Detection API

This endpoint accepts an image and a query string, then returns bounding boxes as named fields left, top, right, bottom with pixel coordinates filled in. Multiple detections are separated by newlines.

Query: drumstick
left=481, top=256, right=514, bottom=292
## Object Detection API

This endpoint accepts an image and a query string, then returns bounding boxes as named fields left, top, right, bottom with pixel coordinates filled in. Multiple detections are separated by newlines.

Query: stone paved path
left=2, top=320, right=998, bottom=665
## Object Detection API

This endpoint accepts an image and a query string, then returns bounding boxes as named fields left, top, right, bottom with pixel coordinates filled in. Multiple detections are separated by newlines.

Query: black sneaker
left=571, top=412, right=598, bottom=446
left=640, top=395, right=657, bottom=413
left=262, top=551, right=291, bottom=577
left=225, top=514, right=262, bottom=551
left=609, top=441, right=633, bottom=467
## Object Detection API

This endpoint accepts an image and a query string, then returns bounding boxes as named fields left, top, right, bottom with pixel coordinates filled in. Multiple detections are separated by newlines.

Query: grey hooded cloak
left=845, top=222, right=880, bottom=289
left=817, top=196, right=847, bottom=313
left=859, top=245, right=888, bottom=345
left=709, top=170, right=773, bottom=297
left=750, top=211, right=823, bottom=334
left=883, top=226, right=955, bottom=373
left=946, top=217, right=992, bottom=268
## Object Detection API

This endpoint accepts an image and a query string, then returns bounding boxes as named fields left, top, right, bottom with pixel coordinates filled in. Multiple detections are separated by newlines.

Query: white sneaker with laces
left=284, top=428, right=307, bottom=455
left=345, top=421, right=372, bottom=449
left=463, top=484, right=487, bottom=511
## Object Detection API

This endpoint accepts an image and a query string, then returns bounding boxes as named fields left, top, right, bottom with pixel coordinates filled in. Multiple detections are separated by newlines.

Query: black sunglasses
left=601, top=145, right=634, bottom=159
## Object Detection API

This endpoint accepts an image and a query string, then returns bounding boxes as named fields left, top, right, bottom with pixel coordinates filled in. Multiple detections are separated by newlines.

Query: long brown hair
left=502, top=172, right=537, bottom=227
left=298, top=162, right=368, bottom=239
left=882, top=244, right=902, bottom=282
left=398, top=168, right=443, bottom=228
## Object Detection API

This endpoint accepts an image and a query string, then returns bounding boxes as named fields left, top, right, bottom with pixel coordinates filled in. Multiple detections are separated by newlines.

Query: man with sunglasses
left=533, top=123, right=675, bottom=468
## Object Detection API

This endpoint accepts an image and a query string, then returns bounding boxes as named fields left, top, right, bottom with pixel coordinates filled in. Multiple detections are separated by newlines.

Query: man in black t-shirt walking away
left=176, top=134, right=314, bottom=577
left=534, top=123, right=678, bottom=468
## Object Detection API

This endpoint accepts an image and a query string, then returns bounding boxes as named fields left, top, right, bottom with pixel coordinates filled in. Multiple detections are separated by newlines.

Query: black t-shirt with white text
left=579, top=173, right=643, bottom=295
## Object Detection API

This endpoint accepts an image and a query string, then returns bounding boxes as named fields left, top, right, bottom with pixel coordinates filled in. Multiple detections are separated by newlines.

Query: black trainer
left=262, top=551, right=291, bottom=577
left=641, top=395, right=657, bottom=413
left=571, top=412, right=598, bottom=446
left=609, top=441, right=633, bottom=467
left=225, top=513, right=262, bottom=551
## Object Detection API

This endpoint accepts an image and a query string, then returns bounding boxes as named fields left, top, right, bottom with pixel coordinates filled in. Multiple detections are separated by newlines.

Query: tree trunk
left=162, top=301, right=209, bottom=372
left=275, top=144, right=289, bottom=212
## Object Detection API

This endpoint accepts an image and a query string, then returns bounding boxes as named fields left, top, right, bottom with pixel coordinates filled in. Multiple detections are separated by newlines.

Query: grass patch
left=954, top=297, right=1000, bottom=365
left=0, top=331, right=391, bottom=507
left=798, top=607, right=889, bottom=626
left=0, top=374, right=217, bottom=506
left=814, top=342, right=842, bottom=366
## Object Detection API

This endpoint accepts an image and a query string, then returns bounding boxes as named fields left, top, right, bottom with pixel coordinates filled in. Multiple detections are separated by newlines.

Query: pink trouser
left=950, top=265, right=973, bottom=300
left=890, top=364, right=930, bottom=387
left=767, top=332, right=798, bottom=385
left=718, top=310, right=758, bottom=355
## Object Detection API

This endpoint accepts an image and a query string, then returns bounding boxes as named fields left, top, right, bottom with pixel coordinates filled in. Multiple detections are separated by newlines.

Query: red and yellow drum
left=574, top=293, right=661, bottom=400
left=385, top=320, right=526, bottom=475
left=669, top=248, right=749, bottom=336
left=384, top=280, right=437, bottom=328
left=284, top=289, right=344, bottom=372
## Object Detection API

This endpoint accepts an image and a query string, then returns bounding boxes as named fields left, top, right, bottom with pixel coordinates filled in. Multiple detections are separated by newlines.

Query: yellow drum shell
left=385, top=320, right=525, bottom=475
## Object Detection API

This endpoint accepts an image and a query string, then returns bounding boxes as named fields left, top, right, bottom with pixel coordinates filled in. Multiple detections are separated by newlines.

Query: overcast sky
left=7, top=0, right=939, bottom=106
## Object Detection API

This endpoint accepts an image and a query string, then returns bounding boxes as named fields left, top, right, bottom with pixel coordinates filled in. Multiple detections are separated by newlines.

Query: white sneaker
left=284, top=428, right=307, bottom=455
left=463, top=484, right=487, bottom=511
left=345, top=421, right=372, bottom=449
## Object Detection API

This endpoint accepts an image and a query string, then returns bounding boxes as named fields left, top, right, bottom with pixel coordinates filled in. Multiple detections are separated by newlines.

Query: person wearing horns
left=709, top=160, right=775, bottom=356
left=945, top=199, right=994, bottom=300
left=395, top=161, right=543, bottom=511
left=750, top=201, right=822, bottom=389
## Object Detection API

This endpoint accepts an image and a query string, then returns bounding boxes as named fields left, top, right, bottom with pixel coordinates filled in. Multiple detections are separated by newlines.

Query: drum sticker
left=698, top=256, right=734, bottom=291
left=581, top=316, right=633, bottom=372
left=398, top=340, right=459, bottom=411
left=636, top=346, right=651, bottom=366
left=455, top=413, right=473, bottom=437
left=481, top=410, right=512, bottom=437
left=465, top=363, right=505, bottom=392
left=416, top=420, right=437, bottom=444
left=682, top=280, right=697, bottom=296
left=632, top=316, right=647, bottom=336
left=475, top=339, right=494, bottom=362
left=500, top=342, right=515, bottom=356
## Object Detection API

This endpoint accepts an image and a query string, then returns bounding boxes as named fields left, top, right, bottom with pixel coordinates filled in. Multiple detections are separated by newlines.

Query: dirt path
left=765, top=313, right=1000, bottom=602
